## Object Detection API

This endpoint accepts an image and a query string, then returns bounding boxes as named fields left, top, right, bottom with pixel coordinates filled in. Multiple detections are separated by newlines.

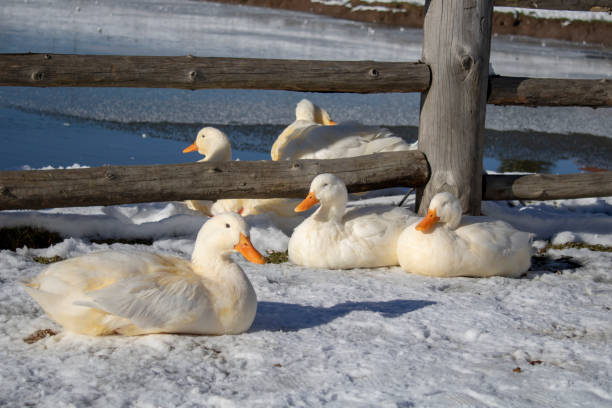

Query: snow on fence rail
left=0, top=0, right=611, bottom=212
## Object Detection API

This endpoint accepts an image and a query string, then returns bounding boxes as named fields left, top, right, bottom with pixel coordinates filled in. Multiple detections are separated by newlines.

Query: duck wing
left=285, top=122, right=412, bottom=160
left=344, top=206, right=413, bottom=241
left=273, top=121, right=321, bottom=160
left=74, top=270, right=214, bottom=331
left=458, top=217, right=533, bottom=255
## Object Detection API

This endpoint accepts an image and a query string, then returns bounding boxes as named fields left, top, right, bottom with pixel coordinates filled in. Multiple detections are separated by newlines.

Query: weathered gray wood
left=484, top=172, right=612, bottom=200
left=489, top=77, right=612, bottom=107
left=0, top=152, right=429, bottom=210
left=0, top=53, right=430, bottom=94
left=494, top=0, right=612, bottom=11
left=2, top=54, right=611, bottom=107
left=416, top=0, right=494, bottom=216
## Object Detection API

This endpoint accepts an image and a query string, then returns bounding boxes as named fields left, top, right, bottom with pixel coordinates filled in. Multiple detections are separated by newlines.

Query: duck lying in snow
left=289, top=173, right=416, bottom=269
left=271, top=99, right=417, bottom=161
left=182, top=126, right=302, bottom=217
left=397, top=192, right=533, bottom=278
left=23, top=213, right=264, bottom=336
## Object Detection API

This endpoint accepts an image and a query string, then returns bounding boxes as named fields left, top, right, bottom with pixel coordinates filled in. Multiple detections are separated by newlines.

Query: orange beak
left=328, top=120, right=337, bottom=126
left=415, top=208, right=440, bottom=233
left=295, top=192, right=319, bottom=212
left=234, top=233, right=265, bottom=264
left=182, top=142, right=198, bottom=153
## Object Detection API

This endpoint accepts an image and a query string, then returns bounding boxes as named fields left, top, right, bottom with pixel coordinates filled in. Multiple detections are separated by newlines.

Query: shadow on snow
left=250, top=299, right=435, bottom=332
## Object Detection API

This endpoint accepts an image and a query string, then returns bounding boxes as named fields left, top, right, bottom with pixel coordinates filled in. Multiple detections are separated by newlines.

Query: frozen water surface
left=0, top=0, right=611, bottom=171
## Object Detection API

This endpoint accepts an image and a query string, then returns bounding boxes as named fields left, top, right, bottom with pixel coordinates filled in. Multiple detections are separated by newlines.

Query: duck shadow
left=525, top=254, right=582, bottom=278
left=250, top=299, right=435, bottom=332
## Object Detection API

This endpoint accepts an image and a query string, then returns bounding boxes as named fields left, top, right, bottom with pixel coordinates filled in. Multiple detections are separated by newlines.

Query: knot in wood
left=104, top=171, right=116, bottom=180
left=292, top=163, right=301, bottom=169
left=1, top=186, right=16, bottom=198
left=368, top=68, right=380, bottom=78
left=188, top=70, right=198, bottom=81
left=207, top=167, right=222, bottom=173
left=31, top=71, right=45, bottom=81
left=460, top=55, right=473, bottom=71
left=43, top=54, right=52, bottom=60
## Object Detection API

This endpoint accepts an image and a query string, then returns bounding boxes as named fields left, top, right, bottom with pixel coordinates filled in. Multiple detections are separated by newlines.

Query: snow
left=354, top=0, right=612, bottom=23
left=0, top=0, right=611, bottom=406
left=1, top=191, right=611, bottom=406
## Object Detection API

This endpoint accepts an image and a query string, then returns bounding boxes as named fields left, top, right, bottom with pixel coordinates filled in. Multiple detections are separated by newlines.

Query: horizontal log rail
left=483, top=171, right=612, bottom=200
left=489, top=76, right=612, bottom=107
left=0, top=152, right=429, bottom=210
left=1, top=54, right=610, bottom=107
left=494, top=0, right=612, bottom=11
left=1, top=151, right=610, bottom=210
left=0, top=54, right=430, bottom=94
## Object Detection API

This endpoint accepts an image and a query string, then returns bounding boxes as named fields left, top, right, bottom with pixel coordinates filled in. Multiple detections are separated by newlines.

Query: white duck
left=288, top=173, right=416, bottom=269
left=182, top=127, right=232, bottom=215
left=397, top=192, right=533, bottom=278
left=271, top=98, right=335, bottom=160
left=23, top=213, right=265, bottom=336
left=271, top=99, right=417, bottom=161
left=183, top=127, right=301, bottom=217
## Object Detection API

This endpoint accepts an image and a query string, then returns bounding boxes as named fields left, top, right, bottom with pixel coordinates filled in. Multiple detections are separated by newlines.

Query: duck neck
left=190, top=231, right=233, bottom=277
left=314, top=195, right=347, bottom=223
left=271, top=123, right=296, bottom=160
left=201, top=145, right=231, bottom=163
left=191, top=248, right=232, bottom=278
left=190, top=236, right=257, bottom=334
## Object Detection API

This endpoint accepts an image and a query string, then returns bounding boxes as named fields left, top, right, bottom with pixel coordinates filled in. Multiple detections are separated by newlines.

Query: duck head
left=415, top=192, right=462, bottom=233
left=192, top=212, right=265, bottom=266
left=182, top=127, right=232, bottom=162
left=295, top=173, right=347, bottom=221
left=295, top=99, right=336, bottom=125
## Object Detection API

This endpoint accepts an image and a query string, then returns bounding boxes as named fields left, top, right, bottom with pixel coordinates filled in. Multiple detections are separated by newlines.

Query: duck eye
left=225, top=223, right=230, bottom=228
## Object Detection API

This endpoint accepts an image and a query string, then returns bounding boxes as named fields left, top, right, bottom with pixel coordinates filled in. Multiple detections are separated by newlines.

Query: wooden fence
left=1, top=0, right=611, bottom=214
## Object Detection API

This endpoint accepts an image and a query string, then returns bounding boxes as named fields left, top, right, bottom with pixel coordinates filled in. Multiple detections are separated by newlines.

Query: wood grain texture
left=416, top=0, right=493, bottom=216
left=0, top=152, right=429, bottom=210
left=494, top=0, right=612, bottom=11
left=489, top=77, right=612, bottom=107
left=484, top=172, right=612, bottom=200
left=2, top=54, right=611, bottom=107
left=0, top=53, right=430, bottom=93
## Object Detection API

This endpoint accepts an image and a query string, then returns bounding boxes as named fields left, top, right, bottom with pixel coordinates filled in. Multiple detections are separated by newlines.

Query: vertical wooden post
left=416, top=0, right=493, bottom=215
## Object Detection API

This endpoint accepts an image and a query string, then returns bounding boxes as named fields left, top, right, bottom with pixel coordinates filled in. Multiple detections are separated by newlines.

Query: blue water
left=1, top=107, right=591, bottom=174
left=1, top=0, right=610, bottom=174
left=0, top=108, right=268, bottom=170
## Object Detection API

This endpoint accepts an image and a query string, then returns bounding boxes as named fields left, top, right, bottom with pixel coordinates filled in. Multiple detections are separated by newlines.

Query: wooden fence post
left=416, top=0, right=494, bottom=215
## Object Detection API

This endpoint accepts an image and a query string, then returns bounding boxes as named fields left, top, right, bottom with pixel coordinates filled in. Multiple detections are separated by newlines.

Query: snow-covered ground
left=0, top=0, right=611, bottom=406
left=1, top=192, right=611, bottom=407
left=321, top=0, right=612, bottom=23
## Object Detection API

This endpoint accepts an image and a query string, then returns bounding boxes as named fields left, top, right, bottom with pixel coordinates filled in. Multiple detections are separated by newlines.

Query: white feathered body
left=273, top=121, right=416, bottom=161
left=289, top=205, right=415, bottom=269
left=397, top=217, right=533, bottom=278
left=211, top=197, right=303, bottom=217
left=24, top=250, right=257, bottom=336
